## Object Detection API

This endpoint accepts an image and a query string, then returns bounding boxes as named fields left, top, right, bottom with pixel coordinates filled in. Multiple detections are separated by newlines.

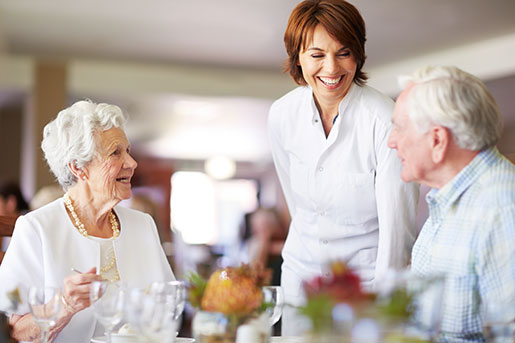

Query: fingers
left=84, top=267, right=97, bottom=275
left=62, top=266, right=102, bottom=314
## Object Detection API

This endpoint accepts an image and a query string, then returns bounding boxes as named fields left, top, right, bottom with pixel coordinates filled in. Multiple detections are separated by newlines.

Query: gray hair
left=399, top=65, right=503, bottom=150
left=41, top=100, right=127, bottom=190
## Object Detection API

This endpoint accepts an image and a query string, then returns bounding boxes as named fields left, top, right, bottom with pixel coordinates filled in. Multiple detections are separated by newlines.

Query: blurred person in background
left=29, top=184, right=64, bottom=211
left=0, top=181, right=29, bottom=217
left=245, top=207, right=286, bottom=286
left=0, top=100, right=174, bottom=343
left=268, top=0, right=419, bottom=335
left=388, top=65, right=515, bottom=342
left=0, top=180, right=29, bottom=258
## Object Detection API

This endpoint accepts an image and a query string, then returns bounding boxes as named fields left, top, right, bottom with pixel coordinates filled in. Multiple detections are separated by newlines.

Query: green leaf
left=186, top=272, right=207, bottom=309
left=298, top=294, right=335, bottom=333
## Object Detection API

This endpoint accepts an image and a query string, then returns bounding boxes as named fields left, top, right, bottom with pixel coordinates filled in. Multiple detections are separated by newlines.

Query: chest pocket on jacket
left=333, top=172, right=377, bottom=225
left=289, top=154, right=310, bottom=200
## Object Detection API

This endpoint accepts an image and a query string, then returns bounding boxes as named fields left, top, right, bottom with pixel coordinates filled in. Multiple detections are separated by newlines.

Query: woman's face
left=84, top=127, right=137, bottom=204
left=298, top=24, right=357, bottom=105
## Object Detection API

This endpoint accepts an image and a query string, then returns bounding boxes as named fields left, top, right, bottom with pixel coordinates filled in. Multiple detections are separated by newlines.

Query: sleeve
left=373, top=117, right=420, bottom=283
left=267, top=101, right=295, bottom=217
left=0, top=215, right=44, bottom=315
left=477, top=204, right=515, bottom=320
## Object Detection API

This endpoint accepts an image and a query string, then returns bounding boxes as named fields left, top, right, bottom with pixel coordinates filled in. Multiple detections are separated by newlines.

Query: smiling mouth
left=116, top=177, right=131, bottom=183
left=318, top=76, right=343, bottom=87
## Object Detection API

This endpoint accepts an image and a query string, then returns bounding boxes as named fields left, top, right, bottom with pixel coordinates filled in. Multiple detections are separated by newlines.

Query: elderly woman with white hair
left=0, top=100, right=174, bottom=343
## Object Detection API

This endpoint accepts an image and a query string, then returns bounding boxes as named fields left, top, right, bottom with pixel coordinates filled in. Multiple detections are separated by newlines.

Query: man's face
left=387, top=87, right=433, bottom=184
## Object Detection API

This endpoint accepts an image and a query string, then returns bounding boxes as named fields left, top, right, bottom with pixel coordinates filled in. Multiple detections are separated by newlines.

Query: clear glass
left=481, top=299, right=515, bottom=343
left=127, top=281, right=186, bottom=343
left=149, top=280, right=187, bottom=323
left=28, top=286, right=61, bottom=343
left=90, top=281, right=124, bottom=343
left=262, top=286, right=284, bottom=327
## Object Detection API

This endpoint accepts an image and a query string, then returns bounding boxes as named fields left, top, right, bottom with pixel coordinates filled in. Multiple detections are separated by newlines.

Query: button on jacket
left=268, top=84, right=419, bottom=299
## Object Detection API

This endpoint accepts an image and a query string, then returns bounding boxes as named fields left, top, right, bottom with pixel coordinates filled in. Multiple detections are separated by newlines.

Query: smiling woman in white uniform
left=268, top=0, right=419, bottom=335
left=0, top=100, right=174, bottom=343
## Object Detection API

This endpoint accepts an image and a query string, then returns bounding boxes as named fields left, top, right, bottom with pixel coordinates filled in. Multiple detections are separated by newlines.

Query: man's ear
left=67, top=162, right=87, bottom=181
left=430, top=126, right=450, bottom=164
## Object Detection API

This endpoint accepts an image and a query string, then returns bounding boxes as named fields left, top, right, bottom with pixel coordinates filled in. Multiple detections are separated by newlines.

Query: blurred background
left=0, top=0, right=514, bottom=281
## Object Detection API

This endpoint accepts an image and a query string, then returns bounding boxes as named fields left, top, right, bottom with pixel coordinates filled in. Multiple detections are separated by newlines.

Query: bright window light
left=171, top=171, right=258, bottom=246
left=171, top=172, right=217, bottom=244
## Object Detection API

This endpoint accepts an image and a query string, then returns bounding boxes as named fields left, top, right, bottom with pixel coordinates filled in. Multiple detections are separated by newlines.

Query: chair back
left=0, top=215, right=18, bottom=264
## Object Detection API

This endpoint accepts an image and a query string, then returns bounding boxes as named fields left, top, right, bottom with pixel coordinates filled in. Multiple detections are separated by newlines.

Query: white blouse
left=268, top=84, right=419, bottom=295
left=0, top=197, right=174, bottom=343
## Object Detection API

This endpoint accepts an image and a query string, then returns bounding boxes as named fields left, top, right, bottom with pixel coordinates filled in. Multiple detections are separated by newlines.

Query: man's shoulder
left=475, top=155, right=515, bottom=207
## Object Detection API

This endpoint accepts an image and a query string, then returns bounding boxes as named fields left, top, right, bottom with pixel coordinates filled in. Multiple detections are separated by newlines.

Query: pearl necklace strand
left=64, top=193, right=120, bottom=281
left=64, top=193, right=119, bottom=239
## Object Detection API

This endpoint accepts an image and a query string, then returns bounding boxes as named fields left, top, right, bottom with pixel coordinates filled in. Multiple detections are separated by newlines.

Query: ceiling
left=1, top=0, right=515, bottom=165
left=1, top=0, right=515, bottom=70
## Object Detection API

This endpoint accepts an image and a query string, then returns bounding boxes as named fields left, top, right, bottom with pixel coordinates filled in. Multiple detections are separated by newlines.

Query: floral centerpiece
left=187, top=264, right=272, bottom=343
left=299, top=262, right=417, bottom=342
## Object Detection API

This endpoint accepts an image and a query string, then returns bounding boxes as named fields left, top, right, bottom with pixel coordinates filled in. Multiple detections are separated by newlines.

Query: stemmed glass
left=90, top=281, right=124, bottom=343
left=129, top=280, right=187, bottom=343
left=262, top=286, right=284, bottom=327
left=149, top=280, right=187, bottom=324
left=28, top=286, right=62, bottom=343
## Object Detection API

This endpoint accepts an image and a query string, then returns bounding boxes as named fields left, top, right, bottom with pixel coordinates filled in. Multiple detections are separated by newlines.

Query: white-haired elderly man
left=388, top=65, right=514, bottom=342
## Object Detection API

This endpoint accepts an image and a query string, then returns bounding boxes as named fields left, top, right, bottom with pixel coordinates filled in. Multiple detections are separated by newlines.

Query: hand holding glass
left=28, top=286, right=62, bottom=343
left=262, top=286, right=284, bottom=327
left=90, top=281, right=124, bottom=343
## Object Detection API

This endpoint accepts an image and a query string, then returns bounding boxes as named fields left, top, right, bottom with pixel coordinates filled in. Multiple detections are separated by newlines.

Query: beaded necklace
left=64, top=193, right=120, bottom=281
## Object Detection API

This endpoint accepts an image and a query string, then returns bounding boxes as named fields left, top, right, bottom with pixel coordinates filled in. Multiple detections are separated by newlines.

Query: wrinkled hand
left=62, top=267, right=102, bottom=315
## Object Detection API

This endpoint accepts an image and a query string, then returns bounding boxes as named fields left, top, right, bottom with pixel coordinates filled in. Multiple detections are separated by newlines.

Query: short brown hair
left=283, top=0, right=368, bottom=86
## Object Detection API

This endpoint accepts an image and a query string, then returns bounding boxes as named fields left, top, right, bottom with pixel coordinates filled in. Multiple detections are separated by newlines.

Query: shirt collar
left=309, top=83, right=359, bottom=125
left=426, top=146, right=500, bottom=216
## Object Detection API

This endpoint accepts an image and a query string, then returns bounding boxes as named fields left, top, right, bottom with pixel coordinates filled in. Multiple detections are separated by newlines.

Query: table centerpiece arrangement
left=187, top=263, right=273, bottom=343
left=298, top=261, right=442, bottom=343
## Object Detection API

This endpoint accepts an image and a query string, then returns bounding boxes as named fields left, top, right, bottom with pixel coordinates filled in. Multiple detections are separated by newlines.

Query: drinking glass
left=262, top=286, right=284, bottom=327
left=28, top=286, right=61, bottom=343
left=481, top=299, right=515, bottom=343
left=90, top=281, right=124, bottom=343
left=130, top=281, right=186, bottom=343
left=149, top=280, right=187, bottom=323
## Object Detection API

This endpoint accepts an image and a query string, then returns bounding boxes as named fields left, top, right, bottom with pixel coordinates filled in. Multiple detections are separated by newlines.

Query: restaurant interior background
left=1, top=0, right=515, bottom=280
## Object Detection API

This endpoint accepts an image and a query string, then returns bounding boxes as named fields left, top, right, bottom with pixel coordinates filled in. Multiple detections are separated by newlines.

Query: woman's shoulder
left=270, top=86, right=310, bottom=113
left=20, top=197, right=64, bottom=224
left=114, top=205, right=151, bottom=221
left=357, top=85, right=394, bottom=110
left=114, top=205, right=155, bottom=232
left=354, top=85, right=394, bottom=125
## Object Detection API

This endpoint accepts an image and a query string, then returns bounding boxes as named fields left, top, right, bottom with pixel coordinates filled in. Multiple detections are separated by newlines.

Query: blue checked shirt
left=411, top=147, right=515, bottom=343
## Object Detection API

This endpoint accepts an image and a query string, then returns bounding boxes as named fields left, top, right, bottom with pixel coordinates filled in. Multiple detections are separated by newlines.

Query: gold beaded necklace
left=64, top=193, right=120, bottom=281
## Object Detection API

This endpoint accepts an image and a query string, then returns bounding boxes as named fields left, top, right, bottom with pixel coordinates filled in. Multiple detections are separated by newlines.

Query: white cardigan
left=0, top=197, right=174, bottom=343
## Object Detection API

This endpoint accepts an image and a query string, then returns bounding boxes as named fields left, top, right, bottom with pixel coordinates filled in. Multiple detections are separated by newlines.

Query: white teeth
left=319, top=76, right=342, bottom=85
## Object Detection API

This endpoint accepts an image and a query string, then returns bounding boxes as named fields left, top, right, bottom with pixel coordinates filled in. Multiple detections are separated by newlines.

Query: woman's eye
left=311, top=54, right=324, bottom=58
left=112, top=150, right=120, bottom=156
left=338, top=51, right=351, bottom=57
